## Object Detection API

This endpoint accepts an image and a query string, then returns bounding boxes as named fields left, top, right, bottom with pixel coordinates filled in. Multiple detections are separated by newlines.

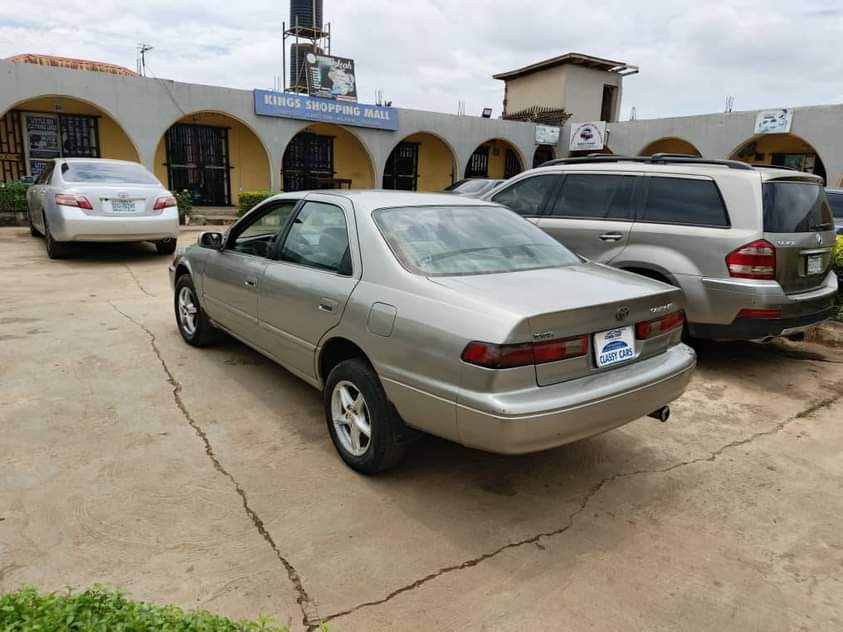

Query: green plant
left=0, top=586, right=293, bottom=631
left=0, top=181, right=29, bottom=212
left=173, top=189, right=194, bottom=225
left=238, top=191, right=273, bottom=216
left=833, top=237, right=843, bottom=322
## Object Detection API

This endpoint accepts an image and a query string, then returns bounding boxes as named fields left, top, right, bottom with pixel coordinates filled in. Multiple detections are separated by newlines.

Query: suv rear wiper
left=810, top=222, right=834, bottom=231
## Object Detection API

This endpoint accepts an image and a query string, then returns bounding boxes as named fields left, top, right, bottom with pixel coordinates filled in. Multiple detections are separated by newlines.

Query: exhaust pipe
left=648, top=406, right=670, bottom=422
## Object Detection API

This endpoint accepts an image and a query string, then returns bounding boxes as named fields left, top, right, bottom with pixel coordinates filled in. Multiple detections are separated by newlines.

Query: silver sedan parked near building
left=26, top=158, right=180, bottom=259
left=169, top=191, right=696, bottom=473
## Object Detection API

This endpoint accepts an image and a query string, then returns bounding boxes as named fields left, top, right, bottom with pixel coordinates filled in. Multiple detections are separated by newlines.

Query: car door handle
left=599, top=232, right=624, bottom=242
left=318, top=298, right=337, bottom=313
left=244, top=278, right=257, bottom=288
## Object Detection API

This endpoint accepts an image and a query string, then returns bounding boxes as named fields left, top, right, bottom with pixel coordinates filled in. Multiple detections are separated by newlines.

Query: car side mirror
left=199, top=231, right=223, bottom=250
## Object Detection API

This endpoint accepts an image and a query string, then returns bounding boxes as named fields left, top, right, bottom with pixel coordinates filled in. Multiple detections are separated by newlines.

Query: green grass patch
left=0, top=586, right=297, bottom=631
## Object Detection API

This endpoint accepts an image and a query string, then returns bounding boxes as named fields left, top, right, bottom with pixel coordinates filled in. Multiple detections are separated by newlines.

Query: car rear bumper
left=455, top=343, right=696, bottom=454
left=690, top=273, right=838, bottom=340
left=52, top=207, right=179, bottom=242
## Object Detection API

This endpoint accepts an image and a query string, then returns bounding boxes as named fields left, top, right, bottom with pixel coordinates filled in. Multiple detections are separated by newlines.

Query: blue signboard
left=254, top=89, right=398, bottom=131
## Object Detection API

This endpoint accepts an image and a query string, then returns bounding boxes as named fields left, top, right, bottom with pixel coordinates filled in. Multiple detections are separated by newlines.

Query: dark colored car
left=826, top=188, right=843, bottom=235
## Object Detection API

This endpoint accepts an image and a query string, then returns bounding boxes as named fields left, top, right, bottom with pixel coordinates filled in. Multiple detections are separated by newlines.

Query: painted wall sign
left=254, top=89, right=397, bottom=131
left=569, top=121, right=607, bottom=151
left=305, top=53, right=357, bottom=102
left=754, top=109, right=793, bottom=134
left=535, top=124, right=561, bottom=145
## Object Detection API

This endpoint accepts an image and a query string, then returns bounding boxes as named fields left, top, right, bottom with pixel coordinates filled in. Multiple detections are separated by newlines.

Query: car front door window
left=229, top=202, right=297, bottom=258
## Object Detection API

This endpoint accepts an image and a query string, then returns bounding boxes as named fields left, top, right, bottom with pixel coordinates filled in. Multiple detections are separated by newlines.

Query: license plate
left=110, top=199, right=136, bottom=212
left=806, top=254, right=823, bottom=275
left=594, top=326, right=636, bottom=368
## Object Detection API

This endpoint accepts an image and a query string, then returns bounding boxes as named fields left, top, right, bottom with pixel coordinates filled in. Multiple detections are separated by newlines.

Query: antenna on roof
left=136, top=43, right=153, bottom=77
left=725, top=96, right=735, bottom=113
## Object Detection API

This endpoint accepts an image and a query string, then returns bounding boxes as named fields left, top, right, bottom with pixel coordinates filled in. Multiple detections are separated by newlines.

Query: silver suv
left=485, top=154, right=838, bottom=340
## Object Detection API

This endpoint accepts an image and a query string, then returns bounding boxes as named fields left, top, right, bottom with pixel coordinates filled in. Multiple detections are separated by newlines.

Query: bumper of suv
left=689, top=273, right=838, bottom=340
left=455, top=343, right=697, bottom=455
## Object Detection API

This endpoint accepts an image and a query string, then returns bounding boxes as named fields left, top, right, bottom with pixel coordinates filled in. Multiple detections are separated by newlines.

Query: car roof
left=278, top=189, right=498, bottom=213
left=54, top=158, right=144, bottom=166
left=530, top=160, right=824, bottom=183
left=825, top=188, right=843, bottom=194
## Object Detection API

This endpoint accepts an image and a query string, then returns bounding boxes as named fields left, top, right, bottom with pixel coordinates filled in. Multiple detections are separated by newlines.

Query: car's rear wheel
left=174, top=275, right=217, bottom=346
left=43, top=214, right=70, bottom=259
left=324, top=359, right=406, bottom=474
left=156, top=238, right=177, bottom=255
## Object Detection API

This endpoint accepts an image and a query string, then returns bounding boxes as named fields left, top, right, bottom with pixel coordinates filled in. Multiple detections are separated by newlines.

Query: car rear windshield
left=373, top=205, right=580, bottom=276
left=446, top=179, right=493, bottom=194
left=61, top=162, right=160, bottom=185
left=827, top=192, right=843, bottom=219
left=762, top=181, right=833, bottom=233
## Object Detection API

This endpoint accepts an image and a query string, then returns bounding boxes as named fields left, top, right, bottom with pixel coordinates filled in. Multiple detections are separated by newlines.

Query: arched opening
left=0, top=95, right=139, bottom=183
left=729, top=134, right=826, bottom=181
left=154, top=111, right=271, bottom=207
left=465, top=139, right=523, bottom=180
left=281, top=123, right=374, bottom=192
left=383, top=132, right=456, bottom=191
left=639, top=137, right=701, bottom=157
left=533, top=145, right=556, bottom=168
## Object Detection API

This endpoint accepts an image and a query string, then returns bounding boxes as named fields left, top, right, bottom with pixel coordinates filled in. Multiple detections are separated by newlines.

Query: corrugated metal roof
left=493, top=52, right=631, bottom=80
left=6, top=54, right=138, bottom=76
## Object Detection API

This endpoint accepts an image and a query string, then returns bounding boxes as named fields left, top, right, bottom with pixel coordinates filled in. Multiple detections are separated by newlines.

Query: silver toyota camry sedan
left=26, top=158, right=180, bottom=259
left=169, top=191, right=696, bottom=474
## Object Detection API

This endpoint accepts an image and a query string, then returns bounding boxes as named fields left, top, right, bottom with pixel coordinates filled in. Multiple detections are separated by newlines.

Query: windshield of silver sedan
left=373, top=205, right=580, bottom=276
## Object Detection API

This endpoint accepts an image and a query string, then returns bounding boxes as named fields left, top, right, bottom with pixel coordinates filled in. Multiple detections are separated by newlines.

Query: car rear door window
left=641, top=177, right=729, bottom=227
left=551, top=174, right=634, bottom=220
left=491, top=174, right=560, bottom=217
left=828, top=192, right=843, bottom=219
left=280, top=201, right=351, bottom=274
left=762, top=182, right=833, bottom=232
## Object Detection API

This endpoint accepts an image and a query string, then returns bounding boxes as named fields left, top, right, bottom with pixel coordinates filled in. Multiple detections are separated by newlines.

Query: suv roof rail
left=541, top=154, right=755, bottom=171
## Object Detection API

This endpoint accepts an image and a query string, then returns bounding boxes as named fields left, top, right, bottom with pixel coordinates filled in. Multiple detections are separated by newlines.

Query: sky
left=1, top=0, right=841, bottom=121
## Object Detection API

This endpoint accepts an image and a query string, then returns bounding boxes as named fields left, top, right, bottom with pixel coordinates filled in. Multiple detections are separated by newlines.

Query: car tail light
left=153, top=196, right=177, bottom=212
left=461, top=335, right=589, bottom=369
left=55, top=193, right=93, bottom=210
left=726, top=240, right=776, bottom=280
left=636, top=310, right=685, bottom=340
left=736, top=309, right=782, bottom=320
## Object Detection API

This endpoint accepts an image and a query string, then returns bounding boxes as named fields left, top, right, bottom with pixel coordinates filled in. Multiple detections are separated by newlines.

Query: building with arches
left=3, top=53, right=843, bottom=209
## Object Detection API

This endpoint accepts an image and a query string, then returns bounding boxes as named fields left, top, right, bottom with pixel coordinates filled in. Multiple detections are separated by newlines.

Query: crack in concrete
left=108, top=302, right=320, bottom=628
left=122, top=264, right=155, bottom=297
left=318, top=387, right=843, bottom=626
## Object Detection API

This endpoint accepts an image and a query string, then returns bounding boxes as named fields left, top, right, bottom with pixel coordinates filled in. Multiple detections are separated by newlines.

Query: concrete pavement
left=1, top=227, right=842, bottom=631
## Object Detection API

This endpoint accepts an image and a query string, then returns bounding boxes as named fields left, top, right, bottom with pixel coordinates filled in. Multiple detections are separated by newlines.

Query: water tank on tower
left=290, top=0, right=323, bottom=33
left=289, top=43, right=320, bottom=91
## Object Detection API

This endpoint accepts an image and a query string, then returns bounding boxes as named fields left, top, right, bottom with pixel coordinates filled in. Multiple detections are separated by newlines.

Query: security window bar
left=282, top=132, right=335, bottom=192
left=382, top=142, right=419, bottom=190
left=165, top=123, right=231, bottom=206
left=504, top=149, right=522, bottom=179
left=465, top=145, right=489, bottom=178
left=0, top=110, right=25, bottom=183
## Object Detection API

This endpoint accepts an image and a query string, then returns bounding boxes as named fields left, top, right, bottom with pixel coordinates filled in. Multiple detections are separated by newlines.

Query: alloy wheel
left=330, top=380, right=372, bottom=456
left=177, top=286, right=198, bottom=336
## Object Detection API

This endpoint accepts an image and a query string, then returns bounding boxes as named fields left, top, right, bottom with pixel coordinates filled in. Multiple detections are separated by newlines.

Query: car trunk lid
left=68, top=184, right=164, bottom=217
left=762, top=178, right=836, bottom=294
left=431, top=263, right=683, bottom=386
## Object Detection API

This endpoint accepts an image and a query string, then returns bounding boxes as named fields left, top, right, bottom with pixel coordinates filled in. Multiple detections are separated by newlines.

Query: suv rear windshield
left=61, top=161, right=160, bottom=185
left=373, top=205, right=580, bottom=276
left=762, top=182, right=833, bottom=233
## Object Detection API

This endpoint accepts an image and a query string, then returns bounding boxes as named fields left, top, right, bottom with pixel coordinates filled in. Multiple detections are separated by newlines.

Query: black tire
left=156, top=238, right=177, bottom=255
left=324, top=358, right=406, bottom=474
left=174, top=274, right=218, bottom=346
left=43, top=214, right=71, bottom=259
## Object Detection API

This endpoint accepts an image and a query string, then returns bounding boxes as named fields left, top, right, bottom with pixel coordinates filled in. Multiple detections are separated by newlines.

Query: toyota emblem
left=615, top=306, right=630, bottom=322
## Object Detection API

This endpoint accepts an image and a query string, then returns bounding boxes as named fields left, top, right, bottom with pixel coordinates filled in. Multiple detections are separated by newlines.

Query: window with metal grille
left=282, top=132, right=334, bottom=192
left=504, top=149, right=522, bottom=179
left=0, top=110, right=24, bottom=183
left=382, top=142, right=419, bottom=190
left=58, top=115, right=99, bottom=158
left=165, top=123, right=231, bottom=206
left=465, top=145, right=489, bottom=178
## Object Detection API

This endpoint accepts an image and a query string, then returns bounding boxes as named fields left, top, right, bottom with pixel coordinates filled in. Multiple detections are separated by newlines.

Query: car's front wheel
left=174, top=275, right=217, bottom=346
left=324, top=359, right=406, bottom=474
left=156, top=238, right=177, bottom=255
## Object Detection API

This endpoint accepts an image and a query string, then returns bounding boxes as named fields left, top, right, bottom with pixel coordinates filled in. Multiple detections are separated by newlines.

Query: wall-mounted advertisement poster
left=305, top=53, right=357, bottom=102
left=754, top=109, right=793, bottom=135
left=535, top=125, right=561, bottom=145
left=569, top=121, right=607, bottom=151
